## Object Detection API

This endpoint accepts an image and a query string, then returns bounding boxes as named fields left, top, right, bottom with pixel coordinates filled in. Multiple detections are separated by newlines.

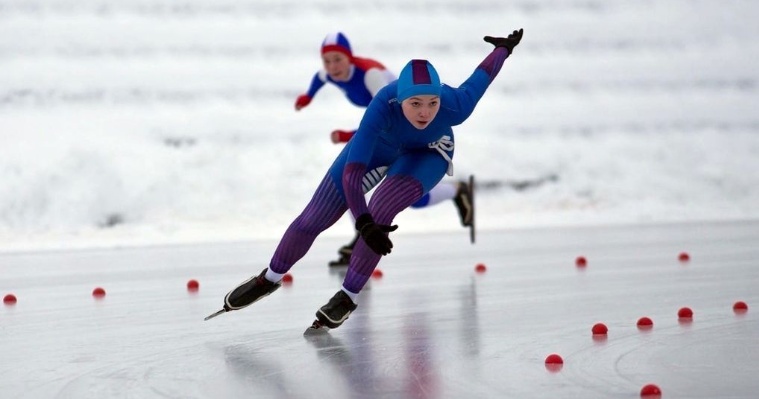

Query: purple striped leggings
left=268, top=173, right=423, bottom=294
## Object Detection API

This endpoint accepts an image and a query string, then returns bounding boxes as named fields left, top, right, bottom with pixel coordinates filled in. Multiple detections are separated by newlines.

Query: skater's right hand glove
left=356, top=213, right=398, bottom=256
left=294, top=94, right=312, bottom=110
left=484, top=29, right=524, bottom=54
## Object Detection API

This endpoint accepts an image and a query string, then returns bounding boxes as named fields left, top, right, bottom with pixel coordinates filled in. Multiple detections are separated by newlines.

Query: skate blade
left=204, top=309, right=227, bottom=321
left=469, top=174, right=476, bottom=244
left=303, top=319, right=330, bottom=336
left=328, top=259, right=350, bottom=268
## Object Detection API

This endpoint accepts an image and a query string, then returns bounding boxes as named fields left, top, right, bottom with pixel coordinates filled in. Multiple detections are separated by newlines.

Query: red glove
left=330, top=130, right=355, bottom=143
left=294, top=94, right=312, bottom=110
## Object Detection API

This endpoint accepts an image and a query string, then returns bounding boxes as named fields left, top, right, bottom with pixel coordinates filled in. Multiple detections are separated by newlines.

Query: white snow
left=2, top=0, right=759, bottom=251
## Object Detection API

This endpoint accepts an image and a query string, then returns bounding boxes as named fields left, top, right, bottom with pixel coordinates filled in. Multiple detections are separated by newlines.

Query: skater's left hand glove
left=356, top=214, right=398, bottom=256
left=294, top=94, right=312, bottom=110
left=484, top=29, right=524, bottom=54
left=330, top=130, right=355, bottom=144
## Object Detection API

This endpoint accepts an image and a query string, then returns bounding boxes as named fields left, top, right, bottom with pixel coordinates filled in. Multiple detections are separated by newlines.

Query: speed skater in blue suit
left=294, top=32, right=475, bottom=267
left=214, top=29, right=524, bottom=330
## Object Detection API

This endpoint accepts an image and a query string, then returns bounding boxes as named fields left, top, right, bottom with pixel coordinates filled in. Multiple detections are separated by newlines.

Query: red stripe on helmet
left=411, top=60, right=432, bottom=85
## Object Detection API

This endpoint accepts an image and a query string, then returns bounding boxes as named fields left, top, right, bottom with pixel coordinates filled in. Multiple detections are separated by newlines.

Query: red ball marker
left=544, top=353, right=564, bottom=372
left=3, top=294, right=17, bottom=305
left=637, top=317, right=654, bottom=330
left=592, top=322, right=608, bottom=335
left=545, top=353, right=563, bottom=364
left=640, top=383, right=662, bottom=397
left=92, top=287, right=106, bottom=298
left=733, top=301, right=748, bottom=314
left=186, top=279, right=200, bottom=292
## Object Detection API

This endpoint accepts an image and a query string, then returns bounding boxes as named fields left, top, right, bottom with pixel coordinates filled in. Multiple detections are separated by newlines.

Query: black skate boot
left=223, top=268, right=282, bottom=311
left=454, top=179, right=474, bottom=227
left=328, top=246, right=352, bottom=267
left=315, top=290, right=358, bottom=329
left=328, top=233, right=359, bottom=267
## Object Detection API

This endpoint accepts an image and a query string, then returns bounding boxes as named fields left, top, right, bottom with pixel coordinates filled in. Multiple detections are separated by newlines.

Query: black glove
left=484, top=29, right=524, bottom=54
left=355, top=213, right=398, bottom=256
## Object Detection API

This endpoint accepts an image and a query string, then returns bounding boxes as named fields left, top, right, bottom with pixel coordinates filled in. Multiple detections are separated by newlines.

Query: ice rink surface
left=2, top=221, right=758, bottom=398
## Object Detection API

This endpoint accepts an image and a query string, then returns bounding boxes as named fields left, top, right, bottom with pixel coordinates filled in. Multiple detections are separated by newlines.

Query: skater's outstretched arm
left=295, top=72, right=327, bottom=110
left=444, top=29, right=524, bottom=126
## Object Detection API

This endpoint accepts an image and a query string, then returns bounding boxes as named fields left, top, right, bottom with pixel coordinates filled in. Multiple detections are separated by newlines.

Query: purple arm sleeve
left=477, top=47, right=509, bottom=82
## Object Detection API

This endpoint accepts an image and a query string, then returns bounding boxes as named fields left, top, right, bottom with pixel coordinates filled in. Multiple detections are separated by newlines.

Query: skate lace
left=428, top=135, right=454, bottom=176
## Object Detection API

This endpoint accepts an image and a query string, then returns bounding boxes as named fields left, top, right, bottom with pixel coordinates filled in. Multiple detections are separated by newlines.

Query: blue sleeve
left=443, top=47, right=510, bottom=126
left=305, top=72, right=326, bottom=98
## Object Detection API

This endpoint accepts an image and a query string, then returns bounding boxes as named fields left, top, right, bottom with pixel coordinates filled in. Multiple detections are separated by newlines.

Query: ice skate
left=314, top=290, right=358, bottom=329
left=454, top=178, right=474, bottom=227
left=328, top=246, right=352, bottom=267
left=204, top=268, right=281, bottom=320
left=328, top=233, right=359, bottom=267
left=304, top=319, right=330, bottom=335
left=454, top=175, right=476, bottom=243
left=224, top=268, right=282, bottom=310
left=453, top=176, right=474, bottom=243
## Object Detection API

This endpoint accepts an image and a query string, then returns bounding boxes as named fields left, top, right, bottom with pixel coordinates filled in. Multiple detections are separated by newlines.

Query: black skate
left=328, top=233, right=359, bottom=267
left=454, top=175, right=476, bottom=243
left=454, top=178, right=474, bottom=227
left=328, top=246, right=352, bottom=267
left=204, top=268, right=281, bottom=321
left=314, top=290, right=358, bottom=329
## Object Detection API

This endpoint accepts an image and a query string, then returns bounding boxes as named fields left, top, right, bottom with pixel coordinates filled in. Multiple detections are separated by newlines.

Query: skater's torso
left=308, top=57, right=395, bottom=108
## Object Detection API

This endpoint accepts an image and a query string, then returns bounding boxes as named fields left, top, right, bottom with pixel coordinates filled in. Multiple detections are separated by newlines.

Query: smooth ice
left=2, top=221, right=758, bottom=398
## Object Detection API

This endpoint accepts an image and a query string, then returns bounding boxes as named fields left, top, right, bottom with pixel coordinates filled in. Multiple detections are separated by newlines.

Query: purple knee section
left=342, top=175, right=423, bottom=293
left=269, top=175, right=347, bottom=274
left=369, top=175, right=424, bottom=225
left=342, top=239, right=381, bottom=293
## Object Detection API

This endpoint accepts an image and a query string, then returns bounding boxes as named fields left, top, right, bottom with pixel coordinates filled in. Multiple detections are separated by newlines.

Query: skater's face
left=401, top=95, right=440, bottom=129
left=322, top=51, right=352, bottom=81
